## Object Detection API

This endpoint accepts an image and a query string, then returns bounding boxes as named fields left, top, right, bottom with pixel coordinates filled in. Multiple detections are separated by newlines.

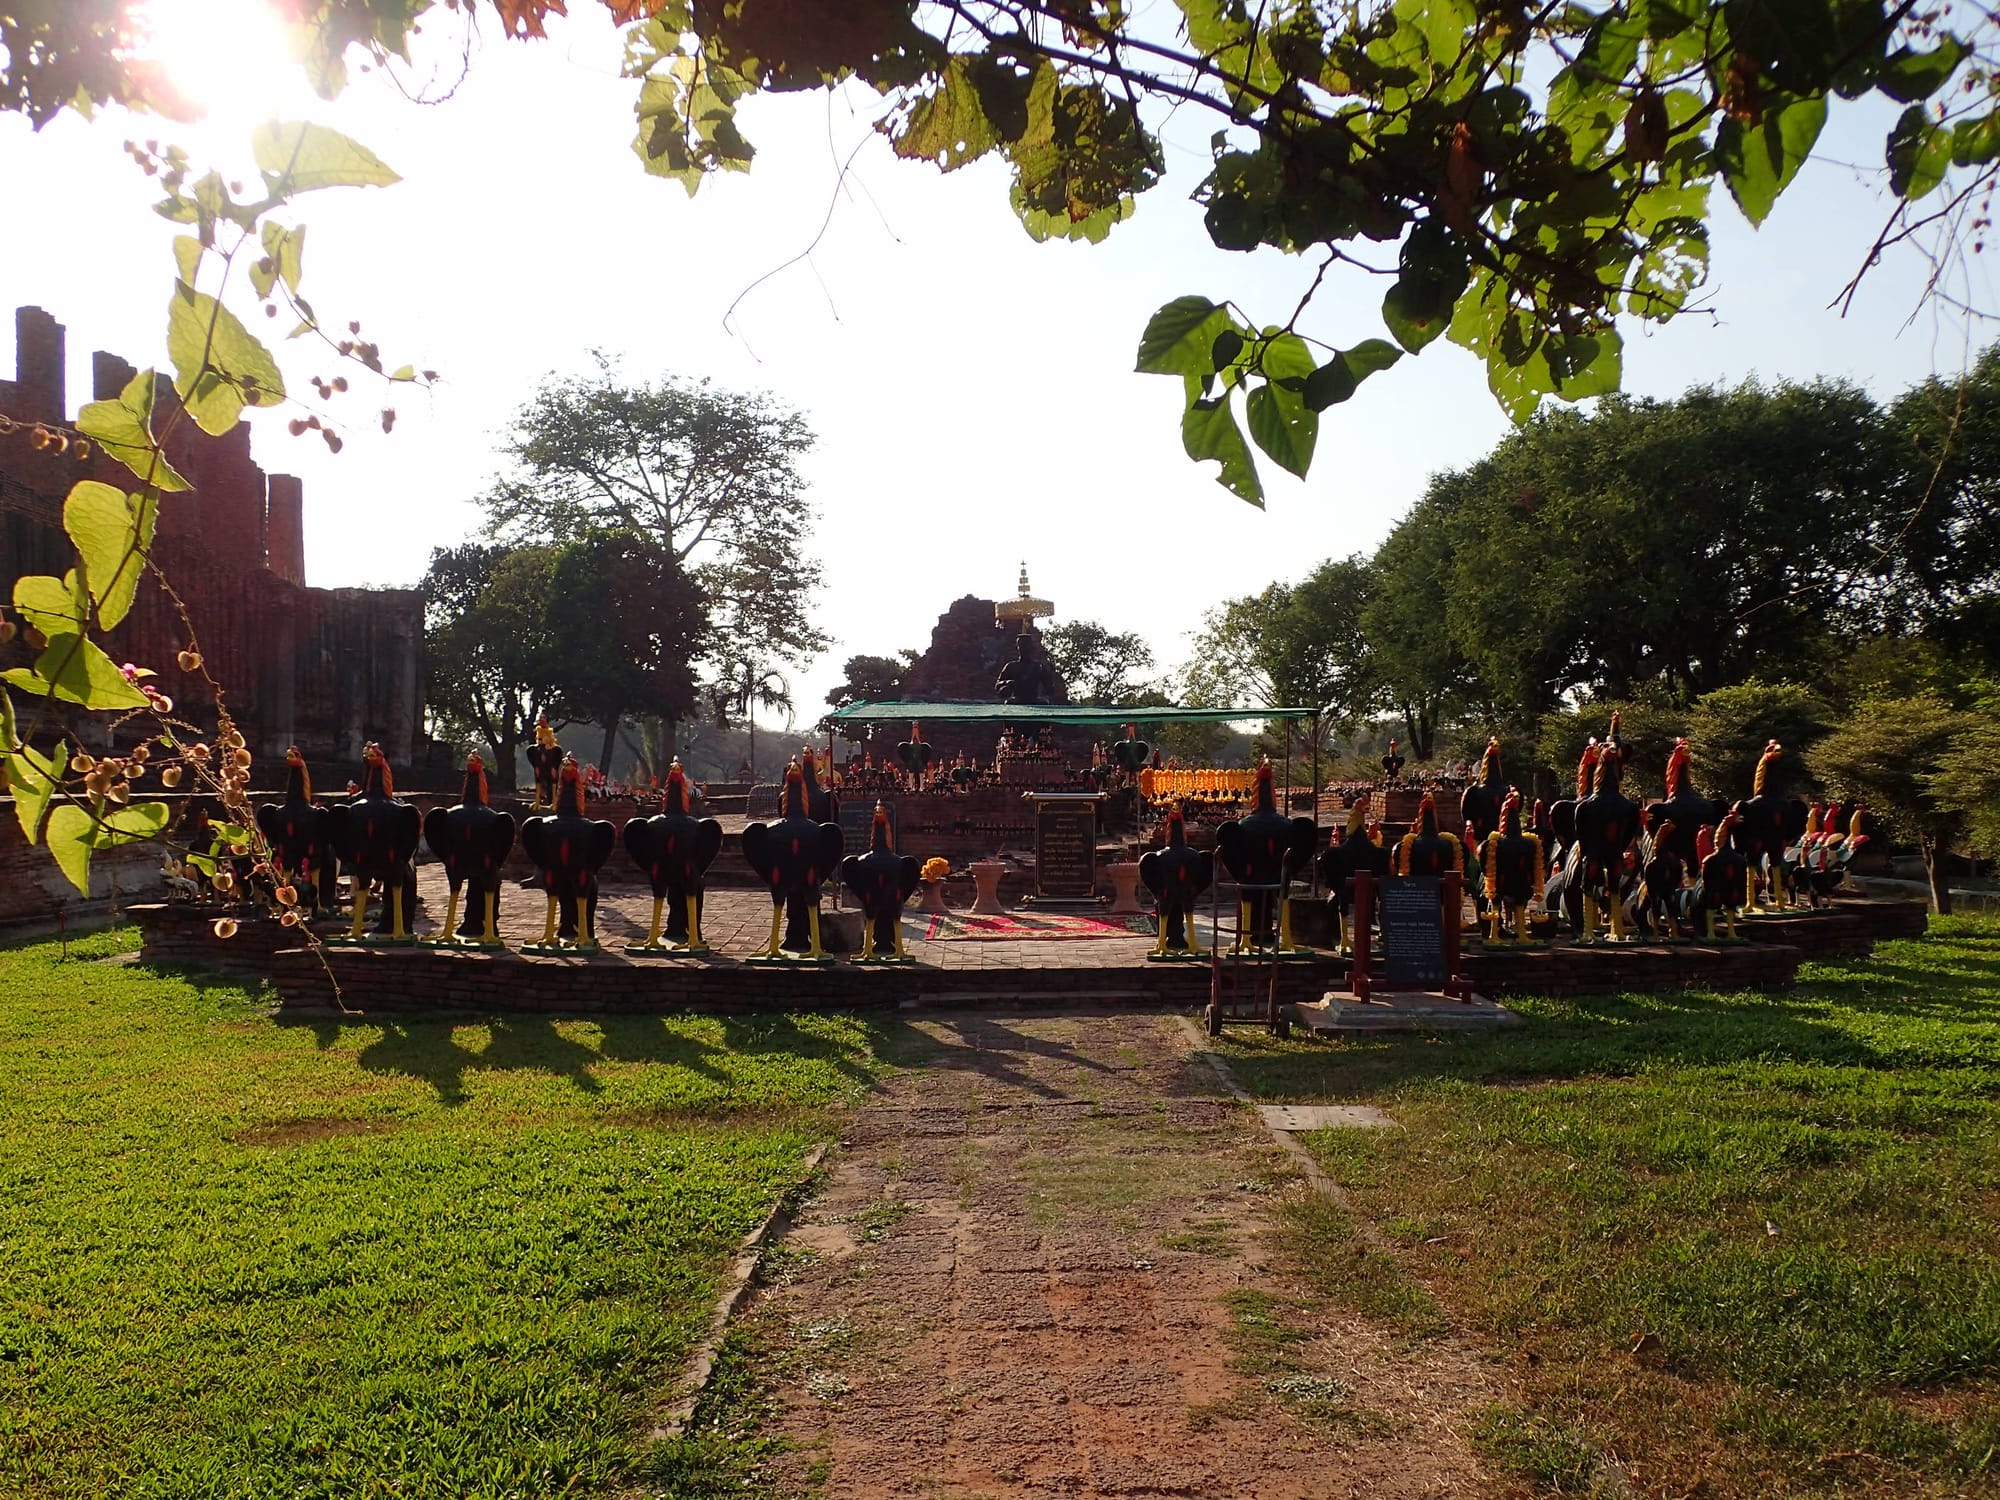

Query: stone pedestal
left=1105, top=861, right=1144, bottom=915
left=918, top=879, right=950, bottom=915
left=968, top=861, right=1009, bottom=916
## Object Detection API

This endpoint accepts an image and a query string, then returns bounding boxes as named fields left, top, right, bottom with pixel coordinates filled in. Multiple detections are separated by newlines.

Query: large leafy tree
left=482, top=359, right=826, bottom=678
left=1042, top=620, right=1155, bottom=703
left=1359, top=497, right=1486, bottom=758
left=421, top=542, right=563, bottom=792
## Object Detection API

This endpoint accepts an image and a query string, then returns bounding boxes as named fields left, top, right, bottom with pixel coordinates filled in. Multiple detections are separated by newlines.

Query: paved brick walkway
left=741, top=1014, right=1498, bottom=1500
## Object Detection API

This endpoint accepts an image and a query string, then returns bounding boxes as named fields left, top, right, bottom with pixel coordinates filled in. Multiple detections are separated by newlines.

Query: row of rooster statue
left=225, top=741, right=920, bottom=962
left=1310, top=720, right=1870, bottom=948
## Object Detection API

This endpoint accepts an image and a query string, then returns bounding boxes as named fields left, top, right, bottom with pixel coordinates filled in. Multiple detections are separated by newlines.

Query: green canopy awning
left=824, top=701, right=1321, bottom=726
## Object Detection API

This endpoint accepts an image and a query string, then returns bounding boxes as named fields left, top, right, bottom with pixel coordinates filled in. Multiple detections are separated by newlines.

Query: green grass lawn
left=1226, top=916, right=2000, bottom=1498
left=0, top=927, right=875, bottom=1500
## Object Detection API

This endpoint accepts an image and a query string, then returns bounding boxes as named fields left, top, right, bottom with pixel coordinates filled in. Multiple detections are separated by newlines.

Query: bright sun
left=132, top=0, right=297, bottom=123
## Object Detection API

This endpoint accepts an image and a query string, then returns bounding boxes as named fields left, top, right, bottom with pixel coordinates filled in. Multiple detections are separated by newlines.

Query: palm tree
left=711, top=659, right=794, bottom=782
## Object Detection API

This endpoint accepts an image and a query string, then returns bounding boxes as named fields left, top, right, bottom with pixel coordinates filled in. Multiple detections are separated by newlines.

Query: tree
left=1810, top=696, right=1974, bottom=913
left=1042, top=621, right=1154, bottom=703
left=824, top=652, right=918, bottom=711
left=1930, top=694, right=2000, bottom=864
left=1534, top=698, right=1689, bottom=795
left=710, top=658, right=793, bottom=783
left=542, top=533, right=706, bottom=775
left=482, top=357, right=826, bottom=679
left=1182, top=590, right=1282, bottom=711
left=1360, top=498, right=1484, bottom=759
left=421, top=542, right=562, bottom=793
left=1682, top=679, right=1834, bottom=804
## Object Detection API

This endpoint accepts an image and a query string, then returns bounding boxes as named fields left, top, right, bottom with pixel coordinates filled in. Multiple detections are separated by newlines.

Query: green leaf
left=1952, top=110, right=2000, bottom=166
left=64, top=481, right=158, bottom=631
left=1382, top=223, right=1470, bottom=353
left=6, top=741, right=66, bottom=845
left=1259, top=331, right=1315, bottom=386
left=1302, top=339, right=1403, bottom=410
left=1543, top=328, right=1623, bottom=399
left=1717, top=94, right=1827, bottom=226
left=43, top=805, right=95, bottom=895
left=1246, top=383, right=1317, bottom=478
left=166, top=282, right=286, bottom=436
left=12, top=572, right=89, bottom=636
left=3, top=634, right=152, bottom=710
left=172, top=235, right=202, bottom=286
left=251, top=121, right=401, bottom=193
left=75, top=370, right=191, bottom=492
left=1180, top=375, right=1265, bottom=507
left=92, top=800, right=172, bottom=848
left=1211, top=328, right=1245, bottom=370
left=1136, top=297, right=1231, bottom=375
left=1878, top=38, right=1964, bottom=103
left=892, top=55, right=999, bottom=171
left=1888, top=103, right=1953, bottom=201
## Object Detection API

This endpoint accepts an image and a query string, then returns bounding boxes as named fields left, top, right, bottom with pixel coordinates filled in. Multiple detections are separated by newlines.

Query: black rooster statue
left=1215, top=761, right=1318, bottom=953
left=1634, top=819, right=1688, bottom=941
left=623, top=761, right=724, bottom=954
left=1480, top=790, right=1545, bottom=945
left=1111, top=724, right=1150, bottom=774
left=256, top=746, right=336, bottom=915
left=1317, top=801, right=1386, bottom=953
left=519, top=756, right=617, bottom=952
left=325, top=742, right=422, bottom=943
left=526, top=714, right=564, bottom=811
left=1458, top=738, right=1509, bottom=913
left=1573, top=743, right=1641, bottom=943
left=1381, top=738, right=1405, bottom=783
left=743, top=761, right=844, bottom=962
left=839, top=802, right=921, bottom=964
left=1691, top=814, right=1751, bottom=940
left=1735, top=740, right=1809, bottom=911
left=1548, top=739, right=1598, bottom=868
left=421, top=752, right=517, bottom=947
left=895, top=723, right=934, bottom=790
left=1140, top=806, right=1211, bottom=960
left=1645, top=739, right=1724, bottom=869
left=1395, top=793, right=1465, bottom=879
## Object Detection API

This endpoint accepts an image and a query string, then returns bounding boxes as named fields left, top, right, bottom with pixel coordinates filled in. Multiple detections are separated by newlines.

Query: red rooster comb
left=286, top=745, right=304, bottom=766
left=1666, top=738, right=1690, bottom=797
left=363, top=742, right=394, bottom=796
left=1577, top=737, right=1600, bottom=796
left=873, top=801, right=893, bottom=846
left=465, top=751, right=484, bottom=771
left=1697, top=823, right=1716, bottom=861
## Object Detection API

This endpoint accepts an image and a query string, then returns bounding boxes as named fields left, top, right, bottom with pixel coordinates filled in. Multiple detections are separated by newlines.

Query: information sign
left=1033, top=798, right=1099, bottom=901
left=1379, top=876, right=1447, bottom=988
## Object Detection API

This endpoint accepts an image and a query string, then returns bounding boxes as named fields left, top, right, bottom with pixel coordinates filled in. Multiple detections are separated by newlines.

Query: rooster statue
left=1381, top=739, right=1406, bottom=782
left=839, top=802, right=921, bottom=964
left=1459, top=739, right=1509, bottom=911
left=325, top=742, right=422, bottom=943
left=256, top=746, right=336, bottom=915
left=895, top=723, right=934, bottom=790
left=800, top=745, right=835, bottom=823
left=1573, top=742, right=1641, bottom=943
left=1317, top=801, right=1388, bottom=953
left=1548, top=739, right=1599, bottom=869
left=519, top=755, right=617, bottom=952
left=1395, top=794, right=1465, bottom=880
left=1735, top=741, right=1810, bottom=910
left=1111, top=724, right=1150, bottom=775
left=1480, top=790, right=1546, bottom=945
left=526, top=714, right=564, bottom=811
left=1691, top=814, right=1751, bottom=940
left=421, top=753, right=517, bottom=947
left=1634, top=820, right=1687, bottom=941
left=1215, top=761, right=1319, bottom=953
left=1644, top=738, right=1725, bottom=869
left=743, top=761, right=844, bottom=962
left=622, top=761, right=724, bottom=954
left=1140, top=806, right=1212, bottom=960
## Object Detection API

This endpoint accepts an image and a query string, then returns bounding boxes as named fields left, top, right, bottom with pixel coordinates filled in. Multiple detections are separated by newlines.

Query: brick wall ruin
left=0, top=303, right=422, bottom=769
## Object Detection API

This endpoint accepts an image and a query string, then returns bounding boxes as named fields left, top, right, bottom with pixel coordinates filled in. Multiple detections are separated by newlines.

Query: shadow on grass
left=1224, top=928, right=2000, bottom=1102
left=852, top=1012, right=1128, bottom=1100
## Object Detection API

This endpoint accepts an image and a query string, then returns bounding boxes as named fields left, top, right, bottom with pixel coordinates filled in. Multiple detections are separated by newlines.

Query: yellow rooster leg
left=1725, top=908, right=1738, bottom=941
left=1334, top=906, right=1346, bottom=955
left=686, top=895, right=704, bottom=951
left=1705, top=909, right=1716, bottom=941
left=645, top=897, right=664, bottom=948
left=1154, top=915, right=1169, bottom=955
left=894, top=919, right=909, bottom=959
left=1236, top=900, right=1251, bottom=953
left=540, top=896, right=558, bottom=947
left=387, top=883, right=403, bottom=940
left=807, top=904, right=824, bottom=960
left=1279, top=898, right=1297, bottom=952
left=765, top=904, right=783, bottom=958
left=348, top=885, right=368, bottom=941
left=859, top=922, right=875, bottom=962
left=1489, top=908, right=1503, bottom=945
left=1582, top=893, right=1598, bottom=944
left=483, top=889, right=500, bottom=945
left=442, top=889, right=460, bottom=945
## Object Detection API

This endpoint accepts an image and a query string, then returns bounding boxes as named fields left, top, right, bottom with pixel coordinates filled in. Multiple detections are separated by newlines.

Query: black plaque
left=1379, top=876, right=1447, bottom=988
left=837, top=796, right=894, bottom=848
left=1034, top=799, right=1099, bottom=900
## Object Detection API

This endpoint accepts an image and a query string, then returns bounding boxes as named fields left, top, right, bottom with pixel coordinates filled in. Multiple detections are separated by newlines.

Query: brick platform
left=127, top=873, right=1928, bottom=1016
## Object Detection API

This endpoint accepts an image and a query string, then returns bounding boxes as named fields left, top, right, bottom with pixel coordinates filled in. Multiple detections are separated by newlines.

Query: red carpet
left=920, top=912, right=1158, bottom=941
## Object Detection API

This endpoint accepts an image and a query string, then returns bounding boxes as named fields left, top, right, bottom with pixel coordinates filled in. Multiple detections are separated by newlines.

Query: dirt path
left=744, top=1013, right=1501, bottom=1499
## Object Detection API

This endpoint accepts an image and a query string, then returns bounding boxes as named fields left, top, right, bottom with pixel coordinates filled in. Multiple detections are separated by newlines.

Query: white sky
left=2, top=0, right=1994, bottom=723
